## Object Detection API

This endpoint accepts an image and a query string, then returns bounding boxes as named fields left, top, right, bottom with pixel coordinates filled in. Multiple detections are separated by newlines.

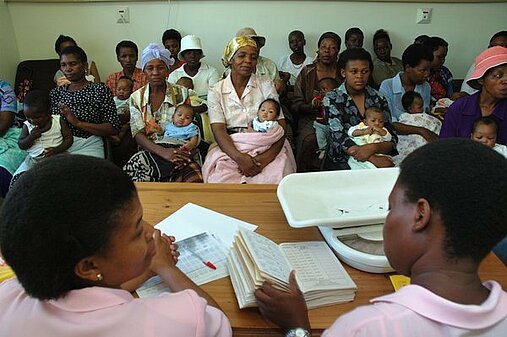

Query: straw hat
left=235, top=27, right=266, bottom=47
left=178, top=35, right=205, bottom=60
left=467, top=46, right=507, bottom=89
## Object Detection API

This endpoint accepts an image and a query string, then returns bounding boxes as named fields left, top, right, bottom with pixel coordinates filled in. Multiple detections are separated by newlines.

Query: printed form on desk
left=137, top=203, right=257, bottom=298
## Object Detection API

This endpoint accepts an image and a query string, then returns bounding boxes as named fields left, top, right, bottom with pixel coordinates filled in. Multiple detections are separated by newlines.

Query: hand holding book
left=255, top=271, right=311, bottom=331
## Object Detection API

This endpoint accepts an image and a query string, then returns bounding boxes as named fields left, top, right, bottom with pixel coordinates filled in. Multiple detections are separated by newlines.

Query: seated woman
left=53, top=35, right=100, bottom=86
left=50, top=46, right=119, bottom=158
left=292, top=32, right=342, bottom=172
left=254, top=139, right=507, bottom=337
left=0, top=155, right=232, bottom=337
left=123, top=43, right=202, bottom=183
left=324, top=48, right=396, bottom=170
left=441, top=46, right=507, bottom=144
left=0, top=79, right=26, bottom=197
left=203, top=37, right=295, bottom=184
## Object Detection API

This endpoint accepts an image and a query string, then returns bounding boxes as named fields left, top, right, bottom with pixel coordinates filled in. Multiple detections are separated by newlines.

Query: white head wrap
left=141, top=43, right=174, bottom=71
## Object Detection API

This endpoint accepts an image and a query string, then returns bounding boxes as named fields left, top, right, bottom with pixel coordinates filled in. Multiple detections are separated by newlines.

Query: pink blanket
left=203, top=126, right=296, bottom=184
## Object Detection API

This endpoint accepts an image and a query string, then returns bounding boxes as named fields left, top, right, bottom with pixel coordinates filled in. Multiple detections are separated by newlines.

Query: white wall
left=6, top=1, right=507, bottom=82
left=0, top=0, right=20, bottom=85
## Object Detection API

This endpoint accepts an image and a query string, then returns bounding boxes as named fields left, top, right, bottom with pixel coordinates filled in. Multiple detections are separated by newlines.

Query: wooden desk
left=136, top=183, right=507, bottom=337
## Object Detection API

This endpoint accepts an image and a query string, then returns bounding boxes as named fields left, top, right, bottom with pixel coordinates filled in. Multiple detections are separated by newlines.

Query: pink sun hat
left=467, top=46, right=507, bottom=89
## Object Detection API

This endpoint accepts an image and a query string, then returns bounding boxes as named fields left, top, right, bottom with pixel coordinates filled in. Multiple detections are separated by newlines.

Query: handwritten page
left=280, top=241, right=357, bottom=294
left=239, top=229, right=291, bottom=284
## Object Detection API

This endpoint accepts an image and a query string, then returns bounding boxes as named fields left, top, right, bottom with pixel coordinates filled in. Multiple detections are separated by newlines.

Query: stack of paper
left=228, top=229, right=357, bottom=309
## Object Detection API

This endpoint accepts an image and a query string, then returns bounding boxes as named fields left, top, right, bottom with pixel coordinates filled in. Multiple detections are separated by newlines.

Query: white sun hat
left=178, top=35, right=205, bottom=60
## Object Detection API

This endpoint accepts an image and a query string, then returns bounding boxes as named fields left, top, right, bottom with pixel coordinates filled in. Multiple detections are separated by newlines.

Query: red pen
left=188, top=249, right=217, bottom=270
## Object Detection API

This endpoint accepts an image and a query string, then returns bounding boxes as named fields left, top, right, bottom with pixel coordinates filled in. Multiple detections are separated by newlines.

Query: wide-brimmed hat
left=467, top=46, right=507, bottom=89
left=178, top=35, right=205, bottom=60
left=235, top=27, right=266, bottom=47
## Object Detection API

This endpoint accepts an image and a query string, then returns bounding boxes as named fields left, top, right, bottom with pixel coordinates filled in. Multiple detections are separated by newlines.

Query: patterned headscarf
left=221, top=36, right=258, bottom=68
left=141, top=43, right=174, bottom=71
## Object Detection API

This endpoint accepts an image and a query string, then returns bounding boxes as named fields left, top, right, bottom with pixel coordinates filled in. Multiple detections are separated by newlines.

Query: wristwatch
left=286, top=327, right=311, bottom=337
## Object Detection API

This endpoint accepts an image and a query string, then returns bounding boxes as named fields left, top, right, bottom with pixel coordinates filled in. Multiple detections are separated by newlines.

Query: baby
left=471, top=116, right=507, bottom=158
left=393, top=91, right=441, bottom=166
left=348, top=106, right=391, bottom=144
left=251, top=99, right=280, bottom=133
left=312, top=77, right=339, bottom=159
left=176, top=77, right=214, bottom=143
left=347, top=106, right=392, bottom=169
left=13, top=90, right=73, bottom=184
left=176, top=77, right=206, bottom=108
left=163, top=104, right=199, bottom=151
left=114, top=76, right=133, bottom=115
left=111, top=76, right=134, bottom=145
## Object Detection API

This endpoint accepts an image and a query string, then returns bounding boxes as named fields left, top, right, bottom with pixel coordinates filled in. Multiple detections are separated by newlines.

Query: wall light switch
left=416, top=8, right=432, bottom=24
left=117, top=8, right=130, bottom=24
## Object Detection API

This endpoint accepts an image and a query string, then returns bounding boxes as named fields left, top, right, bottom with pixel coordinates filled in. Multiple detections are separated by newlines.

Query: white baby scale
left=277, top=168, right=399, bottom=273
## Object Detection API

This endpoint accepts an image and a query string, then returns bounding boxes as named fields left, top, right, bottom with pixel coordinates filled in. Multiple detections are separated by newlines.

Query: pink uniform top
left=0, top=279, right=232, bottom=337
left=323, top=280, right=507, bottom=337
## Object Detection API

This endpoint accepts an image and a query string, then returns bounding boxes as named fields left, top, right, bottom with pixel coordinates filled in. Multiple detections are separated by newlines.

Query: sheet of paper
left=155, top=203, right=257, bottom=247
left=137, top=232, right=229, bottom=298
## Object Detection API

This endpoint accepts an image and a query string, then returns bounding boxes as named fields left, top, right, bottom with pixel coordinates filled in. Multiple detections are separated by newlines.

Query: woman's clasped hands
left=236, top=152, right=262, bottom=177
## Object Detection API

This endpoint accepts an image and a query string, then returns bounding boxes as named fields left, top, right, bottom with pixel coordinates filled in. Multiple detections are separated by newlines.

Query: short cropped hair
left=115, top=40, right=139, bottom=57
left=423, top=36, right=449, bottom=52
left=117, top=76, right=134, bottom=89
left=258, top=98, right=281, bottom=116
left=402, top=44, right=433, bottom=68
left=54, top=34, right=77, bottom=55
left=175, top=103, right=195, bottom=116
left=365, top=106, right=383, bottom=119
left=338, top=47, right=373, bottom=71
left=23, top=90, right=50, bottom=113
left=373, top=29, right=391, bottom=44
left=490, top=31, right=507, bottom=46
left=345, top=27, right=364, bottom=41
left=472, top=116, right=499, bottom=134
left=414, top=35, right=430, bottom=44
left=0, top=155, right=137, bottom=300
left=60, top=45, right=88, bottom=64
left=289, top=30, right=304, bottom=39
left=318, top=77, right=339, bottom=89
left=162, top=29, right=182, bottom=44
left=399, top=139, right=507, bottom=262
left=401, top=91, right=423, bottom=111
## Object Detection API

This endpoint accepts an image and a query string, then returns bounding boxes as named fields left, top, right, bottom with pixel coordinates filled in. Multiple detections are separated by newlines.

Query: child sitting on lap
left=471, top=116, right=507, bottom=158
left=347, top=106, right=392, bottom=169
left=250, top=99, right=280, bottom=133
left=11, top=90, right=73, bottom=185
left=255, top=138, right=507, bottom=337
left=313, top=77, right=339, bottom=159
left=111, top=76, right=134, bottom=145
left=176, top=77, right=214, bottom=143
left=393, top=91, right=441, bottom=165
left=163, top=104, right=199, bottom=151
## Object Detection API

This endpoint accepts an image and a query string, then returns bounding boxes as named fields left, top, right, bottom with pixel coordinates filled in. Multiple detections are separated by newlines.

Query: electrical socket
left=116, top=8, right=130, bottom=24
left=416, top=8, right=432, bottom=24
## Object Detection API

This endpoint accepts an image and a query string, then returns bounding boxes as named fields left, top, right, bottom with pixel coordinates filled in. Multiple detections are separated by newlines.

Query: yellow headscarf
left=222, top=36, right=258, bottom=68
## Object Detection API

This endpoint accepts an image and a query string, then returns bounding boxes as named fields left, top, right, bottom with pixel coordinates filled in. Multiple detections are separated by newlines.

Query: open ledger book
left=227, top=229, right=357, bottom=309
